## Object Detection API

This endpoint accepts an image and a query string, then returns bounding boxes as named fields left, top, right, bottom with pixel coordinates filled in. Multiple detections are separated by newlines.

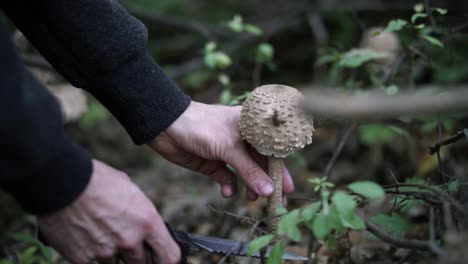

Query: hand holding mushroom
left=240, top=84, right=314, bottom=233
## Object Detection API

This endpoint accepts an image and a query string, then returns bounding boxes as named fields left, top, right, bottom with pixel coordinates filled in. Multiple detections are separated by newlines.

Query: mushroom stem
left=267, top=157, right=283, bottom=234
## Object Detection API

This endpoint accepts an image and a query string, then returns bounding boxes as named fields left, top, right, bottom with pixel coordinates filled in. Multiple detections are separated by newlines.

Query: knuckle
left=119, top=237, right=140, bottom=251
left=242, top=165, right=262, bottom=181
left=138, top=212, right=155, bottom=231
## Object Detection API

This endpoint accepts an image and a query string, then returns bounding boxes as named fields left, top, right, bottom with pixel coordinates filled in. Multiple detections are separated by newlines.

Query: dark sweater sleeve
left=1, top=0, right=191, bottom=145
left=0, top=24, right=92, bottom=215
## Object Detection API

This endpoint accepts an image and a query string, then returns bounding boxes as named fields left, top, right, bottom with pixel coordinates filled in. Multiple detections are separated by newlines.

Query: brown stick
left=267, top=157, right=283, bottom=233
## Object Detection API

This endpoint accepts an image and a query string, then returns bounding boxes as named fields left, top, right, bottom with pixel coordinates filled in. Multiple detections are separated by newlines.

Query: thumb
left=226, top=144, right=275, bottom=197
left=145, top=213, right=181, bottom=264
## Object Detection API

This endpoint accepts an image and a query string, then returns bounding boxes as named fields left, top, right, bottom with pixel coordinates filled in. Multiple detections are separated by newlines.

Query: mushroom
left=239, top=84, right=314, bottom=233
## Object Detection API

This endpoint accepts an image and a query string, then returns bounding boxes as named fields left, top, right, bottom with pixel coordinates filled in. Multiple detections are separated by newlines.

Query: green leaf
left=219, top=89, right=232, bottom=105
left=278, top=209, right=301, bottom=242
left=204, top=41, right=217, bottom=53
left=267, top=241, right=284, bottom=264
left=181, top=70, right=214, bottom=89
left=338, top=49, right=389, bottom=68
left=432, top=8, right=447, bottom=15
left=340, top=212, right=366, bottom=230
left=247, top=234, right=274, bottom=256
left=20, top=247, right=37, bottom=263
left=11, top=234, right=39, bottom=244
left=411, top=13, right=427, bottom=24
left=244, top=24, right=263, bottom=35
left=369, top=213, right=415, bottom=238
left=39, top=246, right=53, bottom=262
left=227, top=15, right=243, bottom=32
left=447, top=180, right=459, bottom=192
left=422, top=35, right=444, bottom=47
left=218, top=74, right=230, bottom=86
left=414, top=3, right=425, bottom=13
left=204, top=52, right=232, bottom=69
left=276, top=206, right=288, bottom=215
left=309, top=213, right=333, bottom=240
left=331, top=191, right=356, bottom=217
left=301, top=202, right=321, bottom=221
left=0, top=259, right=14, bottom=264
left=384, top=19, right=407, bottom=33
left=348, top=181, right=385, bottom=200
left=383, top=85, right=399, bottom=96
left=79, top=102, right=109, bottom=128
left=317, top=53, right=340, bottom=65
left=359, top=124, right=399, bottom=144
left=257, top=43, right=274, bottom=63
left=326, top=235, right=338, bottom=252
left=414, top=24, right=426, bottom=29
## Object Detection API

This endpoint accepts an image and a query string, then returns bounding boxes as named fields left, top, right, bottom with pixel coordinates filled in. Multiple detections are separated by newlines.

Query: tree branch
left=303, top=88, right=468, bottom=120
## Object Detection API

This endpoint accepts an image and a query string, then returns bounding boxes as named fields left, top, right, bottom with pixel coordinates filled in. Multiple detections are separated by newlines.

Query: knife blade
left=167, top=225, right=308, bottom=261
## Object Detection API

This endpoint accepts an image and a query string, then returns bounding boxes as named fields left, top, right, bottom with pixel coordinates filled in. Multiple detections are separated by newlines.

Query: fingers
left=226, top=144, right=274, bottom=197
left=246, top=145, right=295, bottom=197
left=119, top=244, right=148, bottom=264
left=282, top=165, right=295, bottom=194
left=245, top=187, right=258, bottom=201
left=195, top=160, right=238, bottom=198
left=145, top=213, right=181, bottom=264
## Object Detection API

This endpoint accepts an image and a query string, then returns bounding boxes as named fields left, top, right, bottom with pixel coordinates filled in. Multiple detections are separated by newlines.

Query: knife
left=166, top=224, right=308, bottom=262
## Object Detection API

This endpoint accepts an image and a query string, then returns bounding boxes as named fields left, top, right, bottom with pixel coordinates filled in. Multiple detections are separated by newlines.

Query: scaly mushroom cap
left=239, top=84, right=314, bottom=158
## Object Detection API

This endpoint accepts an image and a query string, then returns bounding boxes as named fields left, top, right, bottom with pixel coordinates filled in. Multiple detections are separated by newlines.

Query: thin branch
left=323, top=122, right=357, bottom=177
left=303, top=88, right=468, bottom=120
left=385, top=190, right=441, bottom=205
left=428, top=129, right=468, bottom=154
left=366, top=221, right=442, bottom=255
left=384, top=183, right=464, bottom=212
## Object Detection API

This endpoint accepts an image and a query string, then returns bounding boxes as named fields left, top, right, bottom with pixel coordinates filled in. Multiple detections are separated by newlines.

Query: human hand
left=148, top=102, right=294, bottom=202
left=37, top=160, right=181, bottom=264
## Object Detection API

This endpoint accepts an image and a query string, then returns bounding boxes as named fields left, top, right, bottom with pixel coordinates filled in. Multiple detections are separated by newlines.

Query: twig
left=383, top=183, right=464, bottom=212
left=207, top=204, right=257, bottom=225
left=366, top=221, right=442, bottom=255
left=346, top=230, right=354, bottom=264
left=424, top=0, right=437, bottom=30
left=385, top=190, right=441, bottom=205
left=323, top=122, right=357, bottom=177
left=428, top=207, right=444, bottom=256
left=428, top=129, right=468, bottom=155
left=217, top=221, right=261, bottom=264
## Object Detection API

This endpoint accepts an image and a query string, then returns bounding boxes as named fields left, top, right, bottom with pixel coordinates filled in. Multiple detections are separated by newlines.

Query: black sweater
left=0, top=0, right=191, bottom=215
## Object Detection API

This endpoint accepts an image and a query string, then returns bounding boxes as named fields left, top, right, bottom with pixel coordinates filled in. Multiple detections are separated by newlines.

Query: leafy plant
left=248, top=179, right=385, bottom=261
left=0, top=234, right=53, bottom=264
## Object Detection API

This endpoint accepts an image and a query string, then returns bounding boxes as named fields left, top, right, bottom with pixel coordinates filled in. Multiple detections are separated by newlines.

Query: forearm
left=1, top=0, right=191, bottom=144
left=0, top=25, right=92, bottom=215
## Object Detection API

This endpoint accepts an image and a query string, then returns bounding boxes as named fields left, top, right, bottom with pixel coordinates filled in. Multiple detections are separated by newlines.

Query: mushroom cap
left=239, top=84, right=314, bottom=158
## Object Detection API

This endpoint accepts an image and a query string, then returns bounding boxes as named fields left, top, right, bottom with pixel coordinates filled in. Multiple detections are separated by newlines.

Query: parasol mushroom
left=239, top=84, right=314, bottom=233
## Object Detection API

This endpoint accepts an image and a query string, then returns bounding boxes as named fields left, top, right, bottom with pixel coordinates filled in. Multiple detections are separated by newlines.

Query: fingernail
left=258, top=182, right=274, bottom=196
left=222, top=186, right=232, bottom=198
